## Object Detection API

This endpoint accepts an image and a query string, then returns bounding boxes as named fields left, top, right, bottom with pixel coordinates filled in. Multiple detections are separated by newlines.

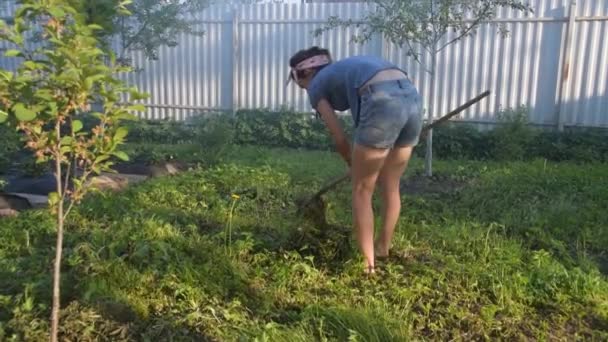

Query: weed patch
left=1, top=147, right=607, bottom=340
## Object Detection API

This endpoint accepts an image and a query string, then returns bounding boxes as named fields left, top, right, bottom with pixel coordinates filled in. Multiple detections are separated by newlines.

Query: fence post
left=375, top=30, right=386, bottom=60
left=555, top=1, right=577, bottom=131
left=232, top=8, right=239, bottom=116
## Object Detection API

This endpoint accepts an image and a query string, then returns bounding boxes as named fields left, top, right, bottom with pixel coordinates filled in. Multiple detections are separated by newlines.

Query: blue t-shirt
left=306, top=55, right=404, bottom=123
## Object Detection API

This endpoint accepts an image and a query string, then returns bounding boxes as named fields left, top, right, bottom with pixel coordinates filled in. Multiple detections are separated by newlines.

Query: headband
left=285, top=54, right=331, bottom=86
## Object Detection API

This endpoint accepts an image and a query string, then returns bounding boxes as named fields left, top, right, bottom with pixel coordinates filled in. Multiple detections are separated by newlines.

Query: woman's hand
left=316, top=98, right=352, bottom=167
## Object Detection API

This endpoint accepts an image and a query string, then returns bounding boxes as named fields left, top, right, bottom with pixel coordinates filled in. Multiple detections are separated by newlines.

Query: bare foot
left=375, top=240, right=390, bottom=258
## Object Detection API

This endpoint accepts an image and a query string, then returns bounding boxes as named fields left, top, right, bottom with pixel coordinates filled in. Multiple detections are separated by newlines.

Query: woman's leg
left=376, top=145, right=414, bottom=257
left=350, top=143, right=390, bottom=273
left=351, top=78, right=421, bottom=272
left=374, top=81, right=422, bottom=257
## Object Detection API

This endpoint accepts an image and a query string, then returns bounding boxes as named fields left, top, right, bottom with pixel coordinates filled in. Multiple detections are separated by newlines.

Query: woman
left=287, top=46, right=423, bottom=275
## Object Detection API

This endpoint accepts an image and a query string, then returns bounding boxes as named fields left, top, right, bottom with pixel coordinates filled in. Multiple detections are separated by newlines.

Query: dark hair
left=289, top=46, right=332, bottom=80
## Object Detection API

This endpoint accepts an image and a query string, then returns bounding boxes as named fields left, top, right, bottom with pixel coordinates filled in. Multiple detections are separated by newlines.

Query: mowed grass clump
left=1, top=146, right=607, bottom=341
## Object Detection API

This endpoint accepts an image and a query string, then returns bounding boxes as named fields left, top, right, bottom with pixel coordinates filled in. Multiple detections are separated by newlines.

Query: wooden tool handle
left=311, top=172, right=350, bottom=199
left=420, top=90, right=491, bottom=137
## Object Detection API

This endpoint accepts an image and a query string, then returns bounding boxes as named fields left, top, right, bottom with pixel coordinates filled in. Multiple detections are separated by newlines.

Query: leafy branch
left=313, top=0, right=534, bottom=75
left=0, top=1, right=148, bottom=340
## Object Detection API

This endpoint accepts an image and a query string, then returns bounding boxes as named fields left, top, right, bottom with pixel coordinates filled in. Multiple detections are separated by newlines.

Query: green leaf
left=91, top=112, right=104, bottom=120
left=48, top=7, right=66, bottom=19
left=35, top=155, right=49, bottom=164
left=22, top=61, right=41, bottom=70
left=112, top=151, right=129, bottom=161
left=0, top=110, right=8, bottom=123
left=109, top=51, right=117, bottom=66
left=12, top=35, right=24, bottom=46
left=117, top=5, right=133, bottom=16
left=127, top=104, right=146, bottom=112
left=90, top=48, right=104, bottom=57
left=0, top=71, right=13, bottom=81
left=15, top=4, right=36, bottom=18
left=12, top=103, right=36, bottom=122
left=92, top=64, right=110, bottom=74
left=84, top=74, right=105, bottom=89
left=35, top=89, right=53, bottom=101
left=48, top=102, right=58, bottom=116
left=48, top=192, right=60, bottom=207
left=63, top=5, right=77, bottom=15
left=72, top=120, right=83, bottom=133
left=95, top=155, right=111, bottom=164
left=116, top=112, right=139, bottom=121
left=48, top=38, right=65, bottom=46
left=4, top=50, right=23, bottom=58
left=88, top=24, right=104, bottom=31
left=31, top=104, right=45, bottom=114
left=60, top=136, right=73, bottom=145
left=129, top=89, right=149, bottom=101
left=113, top=127, right=129, bottom=141
left=15, top=74, right=33, bottom=84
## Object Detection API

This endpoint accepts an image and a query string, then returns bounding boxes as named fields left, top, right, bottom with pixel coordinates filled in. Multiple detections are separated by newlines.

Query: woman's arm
left=316, top=98, right=351, bottom=167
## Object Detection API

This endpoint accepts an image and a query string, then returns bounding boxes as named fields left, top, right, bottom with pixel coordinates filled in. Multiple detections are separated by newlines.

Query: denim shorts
left=354, top=78, right=423, bottom=149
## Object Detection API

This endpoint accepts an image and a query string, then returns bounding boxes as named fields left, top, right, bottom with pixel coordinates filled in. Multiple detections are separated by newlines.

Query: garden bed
left=1, top=145, right=607, bottom=341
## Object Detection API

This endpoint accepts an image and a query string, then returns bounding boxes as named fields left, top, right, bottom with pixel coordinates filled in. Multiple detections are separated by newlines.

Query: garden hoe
left=296, top=90, right=491, bottom=219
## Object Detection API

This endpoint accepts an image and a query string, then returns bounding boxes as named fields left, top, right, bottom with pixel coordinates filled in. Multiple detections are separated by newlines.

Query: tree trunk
left=424, top=50, right=437, bottom=177
left=50, top=124, right=64, bottom=342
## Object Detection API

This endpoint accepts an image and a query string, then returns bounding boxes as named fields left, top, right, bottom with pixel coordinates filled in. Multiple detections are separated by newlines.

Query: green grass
left=1, top=145, right=607, bottom=341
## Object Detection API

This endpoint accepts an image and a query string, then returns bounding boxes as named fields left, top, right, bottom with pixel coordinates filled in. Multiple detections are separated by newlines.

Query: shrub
left=189, top=114, right=237, bottom=166
left=233, top=109, right=353, bottom=150
left=120, top=107, right=607, bottom=163
left=122, top=119, right=197, bottom=145
left=415, top=123, right=489, bottom=160
left=489, top=106, right=537, bottom=161
left=529, top=129, right=608, bottom=163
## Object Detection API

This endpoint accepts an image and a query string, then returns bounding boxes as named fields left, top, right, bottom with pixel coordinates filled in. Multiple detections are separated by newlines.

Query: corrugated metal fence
left=0, top=1, right=607, bottom=128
